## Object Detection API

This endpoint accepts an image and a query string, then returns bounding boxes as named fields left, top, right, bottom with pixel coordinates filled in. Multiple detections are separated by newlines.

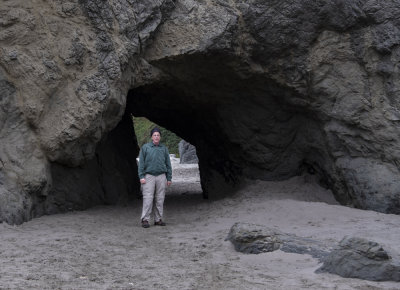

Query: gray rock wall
left=132, top=0, right=400, bottom=210
left=1, top=0, right=400, bottom=223
left=0, top=0, right=172, bottom=223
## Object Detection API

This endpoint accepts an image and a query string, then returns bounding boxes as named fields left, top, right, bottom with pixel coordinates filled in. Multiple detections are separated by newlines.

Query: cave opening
left=126, top=84, right=242, bottom=201
left=28, top=54, right=344, bottom=224
left=130, top=114, right=203, bottom=199
left=125, top=81, right=335, bottom=204
left=119, top=53, right=344, bottom=207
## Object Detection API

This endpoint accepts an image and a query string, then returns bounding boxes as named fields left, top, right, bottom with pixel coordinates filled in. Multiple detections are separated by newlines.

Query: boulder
left=225, top=222, right=282, bottom=254
left=227, top=223, right=400, bottom=282
left=317, top=237, right=400, bottom=282
left=179, top=140, right=198, bottom=164
left=226, top=222, right=331, bottom=259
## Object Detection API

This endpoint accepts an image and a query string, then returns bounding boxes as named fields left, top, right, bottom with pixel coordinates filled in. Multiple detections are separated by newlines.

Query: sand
left=1, top=157, right=400, bottom=289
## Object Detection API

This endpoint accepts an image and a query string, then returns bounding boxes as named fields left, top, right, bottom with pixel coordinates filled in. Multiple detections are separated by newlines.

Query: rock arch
left=1, top=0, right=400, bottom=224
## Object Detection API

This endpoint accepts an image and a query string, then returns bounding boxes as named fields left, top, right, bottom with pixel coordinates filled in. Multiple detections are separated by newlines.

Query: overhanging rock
left=1, top=0, right=400, bottom=223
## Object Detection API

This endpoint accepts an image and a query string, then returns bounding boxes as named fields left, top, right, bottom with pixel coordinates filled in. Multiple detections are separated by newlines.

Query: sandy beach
left=1, top=157, right=400, bottom=289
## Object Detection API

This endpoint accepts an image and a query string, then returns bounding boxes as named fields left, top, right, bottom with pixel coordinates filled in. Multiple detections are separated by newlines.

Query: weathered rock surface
left=1, top=0, right=400, bottom=223
left=226, top=222, right=282, bottom=254
left=226, top=222, right=331, bottom=260
left=228, top=223, right=400, bottom=282
left=0, top=0, right=170, bottom=223
left=317, top=237, right=400, bottom=282
left=129, top=0, right=400, bottom=210
left=179, top=140, right=198, bottom=164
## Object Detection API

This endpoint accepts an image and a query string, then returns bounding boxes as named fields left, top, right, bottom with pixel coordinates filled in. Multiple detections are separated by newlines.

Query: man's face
left=151, top=132, right=161, bottom=144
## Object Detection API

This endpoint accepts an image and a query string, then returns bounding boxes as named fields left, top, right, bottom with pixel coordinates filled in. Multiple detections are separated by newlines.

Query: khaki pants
left=141, top=174, right=167, bottom=222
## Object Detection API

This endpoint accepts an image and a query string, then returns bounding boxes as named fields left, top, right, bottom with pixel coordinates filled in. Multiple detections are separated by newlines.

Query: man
left=138, top=127, right=172, bottom=228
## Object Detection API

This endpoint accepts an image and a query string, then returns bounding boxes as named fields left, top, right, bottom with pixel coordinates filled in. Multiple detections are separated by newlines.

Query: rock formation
left=226, top=222, right=331, bottom=260
left=227, top=223, right=400, bottom=282
left=178, top=140, right=198, bottom=164
left=317, top=236, right=400, bottom=282
left=1, top=0, right=400, bottom=223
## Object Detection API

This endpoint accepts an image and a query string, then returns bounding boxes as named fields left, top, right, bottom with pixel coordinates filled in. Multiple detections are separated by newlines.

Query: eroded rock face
left=226, top=222, right=331, bottom=259
left=317, top=237, right=400, bottom=282
left=227, top=223, right=400, bottom=282
left=0, top=0, right=173, bottom=223
left=130, top=0, right=400, bottom=210
left=1, top=0, right=400, bottom=223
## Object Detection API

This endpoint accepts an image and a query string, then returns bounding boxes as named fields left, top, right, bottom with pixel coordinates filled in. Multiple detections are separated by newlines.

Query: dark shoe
left=142, top=220, right=150, bottom=228
left=154, top=220, right=166, bottom=226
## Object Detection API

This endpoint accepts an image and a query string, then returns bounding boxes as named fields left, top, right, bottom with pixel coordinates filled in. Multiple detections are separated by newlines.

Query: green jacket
left=138, top=142, right=172, bottom=181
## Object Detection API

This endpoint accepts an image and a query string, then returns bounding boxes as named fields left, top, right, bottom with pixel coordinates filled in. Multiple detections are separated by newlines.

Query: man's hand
left=167, top=181, right=172, bottom=186
left=140, top=178, right=146, bottom=184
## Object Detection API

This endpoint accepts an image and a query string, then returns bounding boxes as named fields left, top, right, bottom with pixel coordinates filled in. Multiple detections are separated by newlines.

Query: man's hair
left=150, top=127, right=161, bottom=137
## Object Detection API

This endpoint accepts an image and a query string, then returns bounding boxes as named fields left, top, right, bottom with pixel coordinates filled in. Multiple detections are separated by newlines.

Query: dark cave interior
left=124, top=60, right=338, bottom=203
